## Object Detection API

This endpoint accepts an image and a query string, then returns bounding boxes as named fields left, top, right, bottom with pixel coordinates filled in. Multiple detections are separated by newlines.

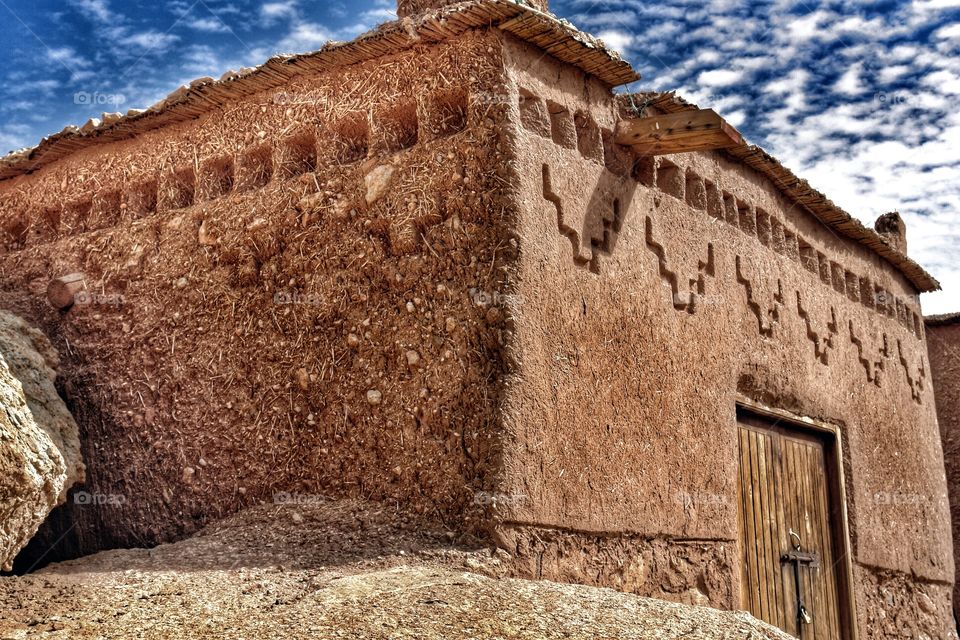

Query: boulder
left=0, top=311, right=83, bottom=570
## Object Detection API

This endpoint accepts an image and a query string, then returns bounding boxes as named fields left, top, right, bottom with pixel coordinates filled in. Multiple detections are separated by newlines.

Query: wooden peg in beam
left=613, top=109, right=744, bottom=157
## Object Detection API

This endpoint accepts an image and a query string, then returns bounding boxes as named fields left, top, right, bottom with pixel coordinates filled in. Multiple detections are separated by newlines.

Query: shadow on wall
left=540, top=162, right=639, bottom=276
left=9, top=372, right=187, bottom=574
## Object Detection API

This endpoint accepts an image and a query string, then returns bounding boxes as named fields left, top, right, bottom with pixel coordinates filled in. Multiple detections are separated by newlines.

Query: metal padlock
left=800, top=605, right=813, bottom=625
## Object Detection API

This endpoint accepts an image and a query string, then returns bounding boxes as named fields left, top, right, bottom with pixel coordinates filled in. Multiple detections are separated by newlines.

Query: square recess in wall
left=684, top=170, right=707, bottom=210
left=27, top=206, right=60, bottom=245
left=375, top=100, right=419, bottom=154
left=201, top=155, right=235, bottom=200
left=125, top=178, right=158, bottom=218
left=2, top=216, right=29, bottom=250
left=162, top=167, right=196, bottom=211
left=279, top=131, right=318, bottom=179
left=238, top=144, right=273, bottom=191
left=656, top=159, right=684, bottom=199
left=92, top=190, right=122, bottom=230
left=332, top=113, right=369, bottom=164
left=425, top=87, right=468, bottom=139
left=63, top=198, right=93, bottom=233
left=518, top=89, right=550, bottom=138
left=546, top=101, right=576, bottom=149
left=574, top=111, right=603, bottom=162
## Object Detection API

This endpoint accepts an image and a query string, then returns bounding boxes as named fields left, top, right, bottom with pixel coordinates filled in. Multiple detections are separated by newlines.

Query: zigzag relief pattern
left=796, top=292, right=838, bottom=365
left=897, top=340, right=927, bottom=404
left=590, top=198, right=623, bottom=257
left=523, top=86, right=926, bottom=402
left=541, top=164, right=627, bottom=274
left=735, top=256, right=785, bottom=337
left=542, top=164, right=590, bottom=268
left=849, top=320, right=890, bottom=387
left=517, top=85, right=925, bottom=343
left=645, top=216, right=715, bottom=314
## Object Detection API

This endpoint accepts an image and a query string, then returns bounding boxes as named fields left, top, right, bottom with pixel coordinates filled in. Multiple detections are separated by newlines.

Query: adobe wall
left=492, top=35, right=954, bottom=635
left=928, top=318, right=960, bottom=615
left=0, top=30, right=516, bottom=566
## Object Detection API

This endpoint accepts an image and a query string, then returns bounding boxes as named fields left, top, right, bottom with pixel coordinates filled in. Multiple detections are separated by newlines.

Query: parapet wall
left=494, top=34, right=953, bottom=636
left=0, top=30, right=516, bottom=566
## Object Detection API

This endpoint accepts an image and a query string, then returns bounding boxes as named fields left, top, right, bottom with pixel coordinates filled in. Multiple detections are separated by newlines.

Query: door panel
left=738, top=415, right=845, bottom=639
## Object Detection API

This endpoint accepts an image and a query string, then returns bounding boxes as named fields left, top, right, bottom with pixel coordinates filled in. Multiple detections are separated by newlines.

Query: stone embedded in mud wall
left=0, top=310, right=83, bottom=571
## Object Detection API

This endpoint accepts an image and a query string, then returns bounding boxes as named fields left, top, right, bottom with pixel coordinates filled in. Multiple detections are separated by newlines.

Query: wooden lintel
left=614, top=108, right=743, bottom=156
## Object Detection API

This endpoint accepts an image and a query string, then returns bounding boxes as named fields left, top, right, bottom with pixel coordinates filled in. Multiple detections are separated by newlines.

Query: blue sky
left=1, top=0, right=958, bottom=312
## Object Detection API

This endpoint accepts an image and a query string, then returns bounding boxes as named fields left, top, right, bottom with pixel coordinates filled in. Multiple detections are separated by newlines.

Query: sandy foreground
left=0, top=500, right=788, bottom=639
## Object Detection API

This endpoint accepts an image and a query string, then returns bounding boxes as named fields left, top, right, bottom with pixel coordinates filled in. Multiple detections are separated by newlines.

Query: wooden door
left=737, top=410, right=847, bottom=639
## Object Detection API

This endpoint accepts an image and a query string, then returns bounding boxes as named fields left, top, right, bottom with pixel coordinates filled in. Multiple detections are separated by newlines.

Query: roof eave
left=624, top=92, right=940, bottom=294
left=0, top=0, right=638, bottom=182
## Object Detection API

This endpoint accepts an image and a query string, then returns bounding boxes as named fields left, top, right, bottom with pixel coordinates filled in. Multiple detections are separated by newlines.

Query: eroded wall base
left=856, top=566, right=955, bottom=639
left=492, top=524, right=736, bottom=610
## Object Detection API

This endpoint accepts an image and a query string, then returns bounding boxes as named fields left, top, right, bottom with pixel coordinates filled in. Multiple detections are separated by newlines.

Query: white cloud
left=186, top=17, right=231, bottom=33
left=834, top=64, right=865, bottom=96
left=275, top=21, right=331, bottom=52
left=69, top=0, right=111, bottom=22
left=261, top=0, right=299, bottom=25
left=119, top=31, right=180, bottom=51
left=697, top=68, right=743, bottom=87
left=597, top=30, right=634, bottom=55
left=934, top=22, right=960, bottom=40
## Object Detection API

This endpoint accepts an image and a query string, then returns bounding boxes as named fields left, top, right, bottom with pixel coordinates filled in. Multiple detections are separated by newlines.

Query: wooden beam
left=46, top=273, right=87, bottom=310
left=614, top=109, right=743, bottom=156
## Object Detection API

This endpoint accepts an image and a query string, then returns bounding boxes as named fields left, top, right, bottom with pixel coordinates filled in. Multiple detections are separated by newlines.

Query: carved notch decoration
left=849, top=320, right=890, bottom=387
left=542, top=164, right=590, bottom=267
left=796, top=292, right=838, bottom=365
left=736, top=255, right=785, bottom=337
left=897, top=340, right=927, bottom=404
left=645, top=216, right=716, bottom=314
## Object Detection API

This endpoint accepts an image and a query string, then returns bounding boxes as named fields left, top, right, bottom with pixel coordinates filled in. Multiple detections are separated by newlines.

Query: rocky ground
left=0, top=499, right=790, bottom=639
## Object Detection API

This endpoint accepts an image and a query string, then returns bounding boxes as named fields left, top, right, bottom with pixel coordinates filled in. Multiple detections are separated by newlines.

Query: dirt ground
left=0, top=499, right=790, bottom=639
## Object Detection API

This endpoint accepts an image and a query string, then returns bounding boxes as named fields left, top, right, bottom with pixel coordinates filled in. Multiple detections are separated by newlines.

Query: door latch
left=782, top=529, right=819, bottom=630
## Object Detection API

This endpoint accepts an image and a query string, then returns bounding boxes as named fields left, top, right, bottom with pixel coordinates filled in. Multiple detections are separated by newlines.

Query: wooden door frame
left=735, top=394, right=859, bottom=640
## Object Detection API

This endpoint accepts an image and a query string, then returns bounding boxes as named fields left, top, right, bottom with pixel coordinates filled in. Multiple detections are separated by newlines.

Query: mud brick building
left=0, top=0, right=953, bottom=636
left=928, top=312, right=960, bottom=618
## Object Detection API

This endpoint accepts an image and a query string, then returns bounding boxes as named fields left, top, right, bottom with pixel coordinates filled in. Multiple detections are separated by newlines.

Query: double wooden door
left=737, top=410, right=850, bottom=639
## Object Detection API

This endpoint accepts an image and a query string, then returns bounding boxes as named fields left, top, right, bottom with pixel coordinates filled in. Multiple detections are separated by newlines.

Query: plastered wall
left=494, top=34, right=954, bottom=635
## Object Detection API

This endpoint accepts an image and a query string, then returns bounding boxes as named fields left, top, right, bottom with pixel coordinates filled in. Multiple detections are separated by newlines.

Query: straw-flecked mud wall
left=491, top=34, right=954, bottom=636
left=0, top=30, right=517, bottom=566
left=928, top=317, right=960, bottom=615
